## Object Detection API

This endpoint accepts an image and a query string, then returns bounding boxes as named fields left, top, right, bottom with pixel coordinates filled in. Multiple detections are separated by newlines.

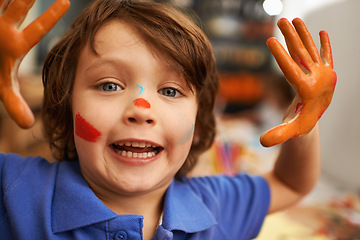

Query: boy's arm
left=264, top=124, right=320, bottom=213
left=0, top=0, right=69, bottom=128
left=261, top=18, right=336, bottom=213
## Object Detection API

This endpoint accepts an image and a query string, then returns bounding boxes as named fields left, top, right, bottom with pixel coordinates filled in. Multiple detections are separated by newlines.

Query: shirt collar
left=51, top=161, right=118, bottom=233
left=51, top=162, right=217, bottom=234
left=162, top=178, right=217, bottom=233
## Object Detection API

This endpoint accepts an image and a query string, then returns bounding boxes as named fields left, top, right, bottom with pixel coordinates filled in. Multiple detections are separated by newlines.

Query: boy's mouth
left=111, top=141, right=163, bottom=158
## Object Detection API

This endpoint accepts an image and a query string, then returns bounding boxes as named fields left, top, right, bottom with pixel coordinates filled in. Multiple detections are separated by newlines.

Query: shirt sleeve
left=188, top=174, right=271, bottom=239
left=0, top=153, right=39, bottom=222
left=0, top=153, right=26, bottom=223
left=0, top=153, right=6, bottom=223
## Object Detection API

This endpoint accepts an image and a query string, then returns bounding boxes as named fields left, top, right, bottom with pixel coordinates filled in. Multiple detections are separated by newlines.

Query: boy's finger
left=319, top=31, right=333, bottom=68
left=22, top=0, right=70, bottom=47
left=260, top=121, right=299, bottom=147
left=278, top=18, right=315, bottom=73
left=260, top=104, right=318, bottom=147
left=1, top=88, right=35, bottom=128
left=267, top=37, right=304, bottom=87
left=292, top=18, right=322, bottom=65
left=2, top=0, right=35, bottom=26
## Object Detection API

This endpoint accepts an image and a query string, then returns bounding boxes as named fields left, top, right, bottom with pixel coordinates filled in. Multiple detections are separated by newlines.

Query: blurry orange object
left=218, top=72, right=264, bottom=105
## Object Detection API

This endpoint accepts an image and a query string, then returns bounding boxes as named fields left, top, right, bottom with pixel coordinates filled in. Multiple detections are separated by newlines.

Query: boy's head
left=42, top=0, right=218, bottom=177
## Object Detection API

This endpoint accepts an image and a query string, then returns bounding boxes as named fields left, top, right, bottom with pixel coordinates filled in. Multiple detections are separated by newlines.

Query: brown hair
left=42, top=0, right=218, bottom=176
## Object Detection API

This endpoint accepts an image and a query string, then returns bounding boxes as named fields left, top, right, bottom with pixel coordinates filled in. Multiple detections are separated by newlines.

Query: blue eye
left=102, top=82, right=122, bottom=92
left=159, top=88, right=181, bottom=97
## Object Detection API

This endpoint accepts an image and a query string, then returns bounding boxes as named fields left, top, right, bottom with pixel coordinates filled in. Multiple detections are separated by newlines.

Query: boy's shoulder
left=0, top=152, right=51, bottom=165
left=0, top=153, right=61, bottom=191
left=180, top=173, right=269, bottom=196
left=171, top=173, right=270, bottom=210
left=163, top=174, right=271, bottom=237
left=0, top=152, right=55, bottom=171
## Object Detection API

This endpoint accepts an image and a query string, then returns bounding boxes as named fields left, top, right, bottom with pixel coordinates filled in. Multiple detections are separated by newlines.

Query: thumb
left=1, top=88, right=35, bottom=128
left=260, top=120, right=300, bottom=147
left=260, top=102, right=320, bottom=147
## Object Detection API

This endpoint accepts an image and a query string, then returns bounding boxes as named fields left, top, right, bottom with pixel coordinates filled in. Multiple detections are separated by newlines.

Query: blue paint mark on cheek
left=179, top=123, right=195, bottom=145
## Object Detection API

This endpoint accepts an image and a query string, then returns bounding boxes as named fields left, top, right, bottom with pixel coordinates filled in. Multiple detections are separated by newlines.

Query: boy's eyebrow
left=84, top=58, right=127, bottom=73
left=84, top=57, right=181, bottom=77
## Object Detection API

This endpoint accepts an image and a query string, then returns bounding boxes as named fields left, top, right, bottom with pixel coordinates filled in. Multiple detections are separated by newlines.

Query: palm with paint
left=260, top=18, right=336, bottom=147
left=0, top=0, right=69, bottom=128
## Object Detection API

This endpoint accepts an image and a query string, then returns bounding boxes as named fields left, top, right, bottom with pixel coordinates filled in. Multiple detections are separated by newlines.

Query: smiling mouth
left=111, top=141, right=163, bottom=159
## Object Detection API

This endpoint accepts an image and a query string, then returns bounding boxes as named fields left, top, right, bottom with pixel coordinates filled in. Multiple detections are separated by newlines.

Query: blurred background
left=0, top=0, right=359, bottom=238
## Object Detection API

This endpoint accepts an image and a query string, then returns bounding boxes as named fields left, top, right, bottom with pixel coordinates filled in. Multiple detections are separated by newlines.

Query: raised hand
left=0, top=0, right=70, bottom=128
left=260, top=18, right=337, bottom=147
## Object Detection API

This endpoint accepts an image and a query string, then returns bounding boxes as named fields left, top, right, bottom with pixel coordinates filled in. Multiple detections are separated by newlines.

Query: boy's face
left=72, top=20, right=197, bottom=198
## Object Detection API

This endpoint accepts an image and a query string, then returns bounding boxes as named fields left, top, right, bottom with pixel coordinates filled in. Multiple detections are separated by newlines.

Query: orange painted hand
left=0, top=0, right=69, bottom=128
left=260, top=18, right=337, bottom=147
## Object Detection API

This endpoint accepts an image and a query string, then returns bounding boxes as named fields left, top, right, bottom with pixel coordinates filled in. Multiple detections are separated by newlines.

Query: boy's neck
left=90, top=183, right=168, bottom=240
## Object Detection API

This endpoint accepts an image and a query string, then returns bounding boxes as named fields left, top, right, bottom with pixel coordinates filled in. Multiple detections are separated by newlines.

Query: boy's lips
left=110, top=140, right=163, bottom=160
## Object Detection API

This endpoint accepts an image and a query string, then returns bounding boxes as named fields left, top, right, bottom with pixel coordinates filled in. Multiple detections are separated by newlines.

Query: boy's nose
left=122, top=97, right=156, bottom=125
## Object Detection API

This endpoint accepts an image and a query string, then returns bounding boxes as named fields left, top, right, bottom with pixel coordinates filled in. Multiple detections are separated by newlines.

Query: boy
left=0, top=0, right=336, bottom=239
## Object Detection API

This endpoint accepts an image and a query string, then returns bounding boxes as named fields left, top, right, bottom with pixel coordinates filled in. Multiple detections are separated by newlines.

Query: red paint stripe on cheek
left=134, top=98, right=151, bottom=108
left=75, top=113, right=101, bottom=142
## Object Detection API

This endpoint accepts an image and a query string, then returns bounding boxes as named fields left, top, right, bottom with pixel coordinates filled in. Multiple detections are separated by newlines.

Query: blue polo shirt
left=0, top=153, right=270, bottom=239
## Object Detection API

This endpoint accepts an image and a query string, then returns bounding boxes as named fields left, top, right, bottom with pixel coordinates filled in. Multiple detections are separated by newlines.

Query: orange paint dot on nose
left=134, top=98, right=151, bottom=109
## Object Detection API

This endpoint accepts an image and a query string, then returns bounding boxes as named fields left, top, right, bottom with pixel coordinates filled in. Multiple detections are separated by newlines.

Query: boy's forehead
left=78, top=45, right=180, bottom=82
left=94, top=20, right=142, bottom=51
left=87, top=20, right=185, bottom=75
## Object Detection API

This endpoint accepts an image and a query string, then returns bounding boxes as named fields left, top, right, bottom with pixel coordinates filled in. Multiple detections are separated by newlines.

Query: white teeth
left=112, top=141, right=159, bottom=158
left=113, top=149, right=157, bottom=158
left=118, top=141, right=156, bottom=148
left=118, top=150, right=156, bottom=158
